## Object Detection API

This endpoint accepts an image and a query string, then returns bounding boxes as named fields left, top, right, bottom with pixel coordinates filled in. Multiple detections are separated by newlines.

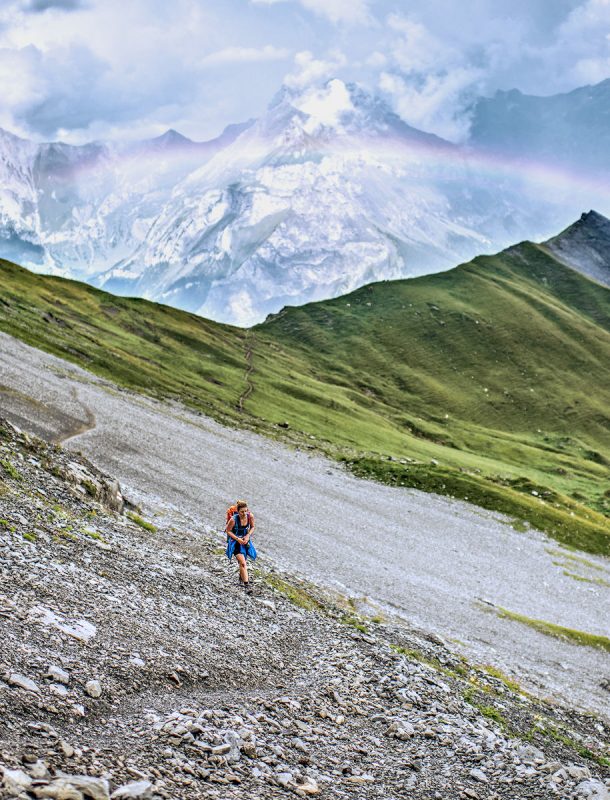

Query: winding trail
left=0, top=330, right=609, bottom=720
left=58, top=388, right=97, bottom=443
left=237, top=331, right=256, bottom=412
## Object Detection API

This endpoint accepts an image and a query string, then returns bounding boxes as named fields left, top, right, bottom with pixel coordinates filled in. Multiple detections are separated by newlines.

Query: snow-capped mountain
left=1, top=78, right=609, bottom=324
left=0, top=121, right=251, bottom=280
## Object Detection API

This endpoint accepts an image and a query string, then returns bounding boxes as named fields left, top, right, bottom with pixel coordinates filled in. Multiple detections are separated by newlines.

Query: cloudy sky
left=1, top=0, right=609, bottom=144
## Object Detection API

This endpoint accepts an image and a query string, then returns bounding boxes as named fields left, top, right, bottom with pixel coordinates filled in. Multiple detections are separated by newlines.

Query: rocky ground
left=0, top=417, right=609, bottom=799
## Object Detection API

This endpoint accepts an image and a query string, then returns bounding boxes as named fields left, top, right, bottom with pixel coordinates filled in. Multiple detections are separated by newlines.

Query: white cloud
left=379, top=66, right=483, bottom=141
left=201, top=44, right=290, bottom=66
left=375, top=13, right=486, bottom=141
left=283, top=49, right=347, bottom=89
left=549, top=0, right=610, bottom=85
left=251, top=0, right=370, bottom=25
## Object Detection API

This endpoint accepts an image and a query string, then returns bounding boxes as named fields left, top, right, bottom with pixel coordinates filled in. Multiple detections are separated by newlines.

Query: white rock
left=299, top=777, right=320, bottom=795
left=47, top=665, right=70, bottom=684
left=36, top=775, right=109, bottom=800
left=469, top=768, right=489, bottom=783
left=8, top=673, right=40, bottom=693
left=1, top=767, right=33, bottom=794
left=568, top=765, right=592, bottom=781
left=85, top=680, right=102, bottom=698
left=386, top=720, right=414, bottom=740
left=573, top=779, right=609, bottom=799
left=111, top=781, right=153, bottom=799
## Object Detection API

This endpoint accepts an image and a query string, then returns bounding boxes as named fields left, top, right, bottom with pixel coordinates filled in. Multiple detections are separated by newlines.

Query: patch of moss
left=496, top=606, right=610, bottom=653
left=263, top=573, right=324, bottom=612
left=546, top=548, right=605, bottom=571
left=22, top=532, right=37, bottom=543
left=126, top=512, right=157, bottom=533
left=83, top=529, right=108, bottom=544
left=462, top=687, right=509, bottom=727
left=477, top=664, right=523, bottom=694
left=562, top=569, right=610, bottom=587
left=541, top=724, right=610, bottom=767
left=1, top=460, right=21, bottom=481
left=391, top=644, right=468, bottom=680
left=341, top=615, right=368, bottom=634
left=81, top=479, right=98, bottom=497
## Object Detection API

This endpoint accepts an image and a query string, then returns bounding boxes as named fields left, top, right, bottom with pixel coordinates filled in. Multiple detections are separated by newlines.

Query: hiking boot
left=244, top=582, right=253, bottom=595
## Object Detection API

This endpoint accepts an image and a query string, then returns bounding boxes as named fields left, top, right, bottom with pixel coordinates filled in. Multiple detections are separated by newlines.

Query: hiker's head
left=236, top=500, right=248, bottom=512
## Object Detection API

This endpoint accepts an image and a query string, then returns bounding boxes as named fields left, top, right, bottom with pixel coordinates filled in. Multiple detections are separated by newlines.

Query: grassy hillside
left=0, top=246, right=608, bottom=554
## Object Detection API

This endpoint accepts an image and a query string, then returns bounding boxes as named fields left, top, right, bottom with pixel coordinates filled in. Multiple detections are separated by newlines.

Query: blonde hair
left=236, top=500, right=248, bottom=510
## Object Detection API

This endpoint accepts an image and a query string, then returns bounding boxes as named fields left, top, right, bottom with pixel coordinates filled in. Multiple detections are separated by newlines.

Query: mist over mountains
left=1, top=77, right=609, bottom=325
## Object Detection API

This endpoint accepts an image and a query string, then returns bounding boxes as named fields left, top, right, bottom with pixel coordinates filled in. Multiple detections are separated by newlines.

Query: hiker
left=225, top=500, right=257, bottom=593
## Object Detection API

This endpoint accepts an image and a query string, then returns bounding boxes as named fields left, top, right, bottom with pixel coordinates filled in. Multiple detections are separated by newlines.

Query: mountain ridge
left=1, top=77, right=609, bottom=324
left=1, top=214, right=608, bottom=553
left=542, top=210, right=610, bottom=287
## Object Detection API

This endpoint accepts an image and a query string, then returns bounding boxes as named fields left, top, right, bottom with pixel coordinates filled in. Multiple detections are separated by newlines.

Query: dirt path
left=1, top=330, right=609, bottom=720
left=237, top=331, right=256, bottom=412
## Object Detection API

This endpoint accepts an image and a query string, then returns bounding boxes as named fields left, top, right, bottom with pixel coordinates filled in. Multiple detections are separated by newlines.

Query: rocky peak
left=544, top=209, right=610, bottom=287
left=266, top=77, right=447, bottom=146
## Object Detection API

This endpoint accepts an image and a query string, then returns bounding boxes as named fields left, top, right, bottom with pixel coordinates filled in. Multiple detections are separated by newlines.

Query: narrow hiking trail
left=1, top=330, right=609, bottom=720
left=58, top=388, right=97, bottom=443
left=237, top=331, right=256, bottom=412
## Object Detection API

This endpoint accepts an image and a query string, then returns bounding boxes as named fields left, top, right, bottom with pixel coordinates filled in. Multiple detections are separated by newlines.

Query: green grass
left=546, top=548, right=605, bottom=571
left=1, top=240, right=608, bottom=553
left=495, top=606, right=610, bottom=652
left=126, top=512, right=157, bottom=533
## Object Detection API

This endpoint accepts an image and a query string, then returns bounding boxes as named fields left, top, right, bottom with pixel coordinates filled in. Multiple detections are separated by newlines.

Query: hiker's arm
left=243, top=514, right=255, bottom=543
left=225, top=518, right=242, bottom=542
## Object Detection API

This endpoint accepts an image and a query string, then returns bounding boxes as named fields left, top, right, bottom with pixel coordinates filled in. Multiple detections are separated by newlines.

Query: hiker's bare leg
left=236, top=553, right=248, bottom=584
